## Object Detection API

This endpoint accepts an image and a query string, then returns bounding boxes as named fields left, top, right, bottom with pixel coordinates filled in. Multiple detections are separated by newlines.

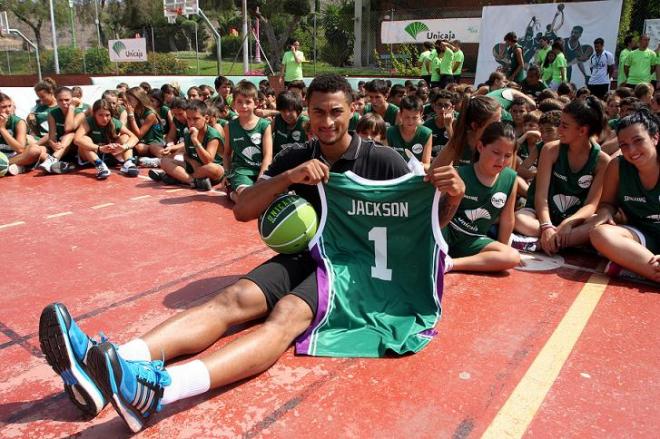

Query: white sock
left=117, top=338, right=151, bottom=362
left=444, top=255, right=454, bottom=273
left=161, top=360, right=211, bottom=405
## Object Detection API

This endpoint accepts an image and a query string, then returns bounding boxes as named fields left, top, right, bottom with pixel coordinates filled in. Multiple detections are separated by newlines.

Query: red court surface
left=0, top=168, right=658, bottom=438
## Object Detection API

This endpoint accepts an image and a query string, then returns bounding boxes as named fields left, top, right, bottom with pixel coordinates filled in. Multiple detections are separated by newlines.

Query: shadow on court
left=162, top=275, right=242, bottom=310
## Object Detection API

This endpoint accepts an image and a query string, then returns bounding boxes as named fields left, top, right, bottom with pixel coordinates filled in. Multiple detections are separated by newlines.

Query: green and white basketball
left=259, top=194, right=318, bottom=254
left=0, top=152, right=8, bottom=177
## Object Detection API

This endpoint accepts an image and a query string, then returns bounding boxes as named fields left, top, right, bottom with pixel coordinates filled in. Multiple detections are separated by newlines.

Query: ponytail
left=563, top=96, right=606, bottom=137
left=444, top=95, right=501, bottom=163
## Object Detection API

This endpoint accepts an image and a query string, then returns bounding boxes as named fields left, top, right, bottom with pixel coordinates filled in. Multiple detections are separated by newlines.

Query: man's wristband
left=540, top=222, right=556, bottom=232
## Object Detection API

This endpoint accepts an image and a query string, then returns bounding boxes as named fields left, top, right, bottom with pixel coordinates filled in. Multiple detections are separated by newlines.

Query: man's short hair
left=306, top=74, right=353, bottom=103
left=276, top=90, right=304, bottom=113
left=504, top=32, right=518, bottom=42
left=594, top=37, right=604, bottom=46
left=364, top=79, right=389, bottom=96
left=186, top=99, right=208, bottom=115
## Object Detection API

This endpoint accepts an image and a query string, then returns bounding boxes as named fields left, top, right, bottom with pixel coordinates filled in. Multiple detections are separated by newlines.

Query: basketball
left=258, top=194, right=318, bottom=254
left=0, top=151, right=8, bottom=177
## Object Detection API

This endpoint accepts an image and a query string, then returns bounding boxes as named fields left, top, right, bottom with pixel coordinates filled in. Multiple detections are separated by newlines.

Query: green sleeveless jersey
left=519, top=141, right=544, bottom=162
left=423, top=118, right=450, bottom=156
left=173, top=119, right=188, bottom=143
left=364, top=103, right=399, bottom=127
left=449, top=165, right=516, bottom=237
left=0, top=115, right=23, bottom=152
left=33, top=103, right=57, bottom=136
left=137, top=108, right=164, bottom=144
left=159, top=106, right=170, bottom=139
left=507, top=43, right=525, bottom=82
left=616, top=158, right=660, bottom=236
left=457, top=144, right=475, bottom=167
left=86, top=116, right=122, bottom=145
left=526, top=143, right=601, bottom=223
left=348, top=112, right=360, bottom=132
left=385, top=125, right=432, bottom=161
left=273, top=113, right=308, bottom=155
left=184, top=125, right=224, bottom=165
left=49, top=107, right=68, bottom=140
left=296, top=171, right=448, bottom=357
left=228, top=117, right=270, bottom=175
left=74, top=103, right=91, bottom=115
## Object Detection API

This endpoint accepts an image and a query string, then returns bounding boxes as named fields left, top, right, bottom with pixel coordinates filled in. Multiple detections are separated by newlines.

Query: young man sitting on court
left=38, top=74, right=465, bottom=433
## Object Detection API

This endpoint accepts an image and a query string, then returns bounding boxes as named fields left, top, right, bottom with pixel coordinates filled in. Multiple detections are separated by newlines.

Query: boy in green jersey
left=223, top=81, right=273, bottom=202
left=153, top=99, right=225, bottom=191
left=273, top=91, right=309, bottom=155
left=423, top=90, right=455, bottom=157
left=385, top=96, right=432, bottom=168
left=443, top=122, right=520, bottom=272
left=364, top=79, right=399, bottom=127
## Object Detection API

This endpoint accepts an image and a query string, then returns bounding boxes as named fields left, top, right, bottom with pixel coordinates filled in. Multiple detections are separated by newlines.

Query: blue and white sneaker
left=38, top=303, right=107, bottom=416
left=87, top=342, right=171, bottom=433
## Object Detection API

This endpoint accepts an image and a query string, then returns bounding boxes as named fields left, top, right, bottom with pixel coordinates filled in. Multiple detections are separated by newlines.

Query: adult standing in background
left=617, top=35, right=636, bottom=87
left=625, top=34, right=657, bottom=87
left=281, top=39, right=305, bottom=87
left=451, top=40, right=465, bottom=83
left=534, top=36, right=552, bottom=77
left=587, top=38, right=615, bottom=100
left=418, top=41, right=434, bottom=87
left=504, top=32, right=525, bottom=84
left=431, top=40, right=455, bottom=90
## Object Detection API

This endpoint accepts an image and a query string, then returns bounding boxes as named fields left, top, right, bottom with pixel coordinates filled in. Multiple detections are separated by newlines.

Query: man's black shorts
left=242, top=252, right=317, bottom=315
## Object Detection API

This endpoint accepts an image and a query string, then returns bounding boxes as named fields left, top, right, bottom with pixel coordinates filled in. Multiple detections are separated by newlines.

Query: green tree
left=1, top=0, right=69, bottom=49
left=320, top=0, right=354, bottom=67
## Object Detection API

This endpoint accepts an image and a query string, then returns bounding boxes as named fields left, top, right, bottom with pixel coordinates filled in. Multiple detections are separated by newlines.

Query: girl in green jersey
left=43, top=86, right=77, bottom=173
left=443, top=122, right=520, bottom=272
left=29, top=80, right=58, bottom=145
left=434, top=95, right=501, bottom=168
left=74, top=99, right=139, bottom=180
left=515, top=97, right=610, bottom=255
left=0, top=92, right=41, bottom=175
left=147, top=89, right=174, bottom=159
left=590, top=109, right=660, bottom=283
left=125, top=87, right=164, bottom=159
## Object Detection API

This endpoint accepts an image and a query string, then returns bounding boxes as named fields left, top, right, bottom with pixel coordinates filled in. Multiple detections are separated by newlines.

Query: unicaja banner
left=475, top=0, right=623, bottom=88
left=381, top=18, right=481, bottom=44
left=108, top=38, right=148, bottom=62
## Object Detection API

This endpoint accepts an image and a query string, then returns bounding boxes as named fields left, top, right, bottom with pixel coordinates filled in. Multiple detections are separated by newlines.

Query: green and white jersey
left=526, top=143, right=601, bottom=223
left=137, top=108, right=164, bottom=145
left=507, top=43, right=525, bottom=82
left=0, top=114, right=23, bottom=152
left=348, top=112, right=360, bottom=132
left=385, top=125, right=432, bottom=161
left=49, top=107, right=68, bottom=140
left=159, top=105, right=170, bottom=139
left=86, top=116, right=122, bottom=145
left=364, top=103, right=399, bottom=128
left=457, top=144, right=475, bottom=167
left=519, top=141, right=544, bottom=162
left=273, top=113, right=308, bottom=155
left=184, top=125, right=224, bottom=165
left=423, top=118, right=450, bottom=156
left=616, top=158, right=660, bottom=236
left=449, top=165, right=516, bottom=237
left=228, top=117, right=270, bottom=175
left=173, top=119, right=188, bottom=143
left=296, top=171, right=448, bottom=358
left=74, top=103, right=91, bottom=115
left=32, top=103, right=57, bottom=136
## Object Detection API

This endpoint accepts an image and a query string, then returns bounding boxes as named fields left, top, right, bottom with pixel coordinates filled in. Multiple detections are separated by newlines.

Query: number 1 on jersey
left=368, top=227, right=392, bottom=281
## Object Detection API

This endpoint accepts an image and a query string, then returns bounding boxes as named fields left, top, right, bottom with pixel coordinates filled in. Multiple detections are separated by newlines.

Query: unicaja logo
left=112, top=41, right=126, bottom=56
left=404, top=22, right=429, bottom=39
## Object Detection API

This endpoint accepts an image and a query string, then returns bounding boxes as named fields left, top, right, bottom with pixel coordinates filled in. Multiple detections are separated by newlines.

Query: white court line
left=0, top=221, right=25, bottom=230
left=165, top=188, right=184, bottom=193
left=46, top=211, right=73, bottom=219
left=137, top=175, right=150, bottom=180
left=131, top=195, right=151, bottom=201
left=91, top=203, right=114, bottom=210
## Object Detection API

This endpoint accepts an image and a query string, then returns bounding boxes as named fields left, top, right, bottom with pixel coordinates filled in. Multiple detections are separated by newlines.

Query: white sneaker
left=120, top=160, right=139, bottom=177
left=95, top=161, right=111, bottom=180
left=7, top=163, right=25, bottom=175
left=510, top=233, right=539, bottom=253
left=138, top=157, right=161, bottom=168
left=39, top=155, right=57, bottom=173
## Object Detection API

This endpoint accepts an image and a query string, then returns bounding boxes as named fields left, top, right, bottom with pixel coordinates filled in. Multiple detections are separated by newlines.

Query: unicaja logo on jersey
left=491, top=192, right=507, bottom=209
left=250, top=133, right=262, bottom=145
left=412, top=143, right=423, bottom=155
left=577, top=175, right=593, bottom=189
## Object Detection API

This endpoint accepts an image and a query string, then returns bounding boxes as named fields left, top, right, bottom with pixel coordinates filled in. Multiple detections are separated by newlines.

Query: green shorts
left=622, top=225, right=660, bottom=254
left=442, top=225, right=495, bottom=258
left=227, top=172, right=257, bottom=191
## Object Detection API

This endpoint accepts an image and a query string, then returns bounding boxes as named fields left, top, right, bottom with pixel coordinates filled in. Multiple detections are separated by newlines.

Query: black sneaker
left=148, top=169, right=165, bottom=182
left=161, top=174, right=179, bottom=185
left=194, top=177, right=213, bottom=191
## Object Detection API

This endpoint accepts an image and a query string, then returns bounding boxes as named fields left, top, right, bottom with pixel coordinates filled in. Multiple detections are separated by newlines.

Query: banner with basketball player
left=475, top=0, right=623, bottom=88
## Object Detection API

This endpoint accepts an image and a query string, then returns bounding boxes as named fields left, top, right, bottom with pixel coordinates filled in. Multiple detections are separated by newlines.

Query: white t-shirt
left=588, top=50, right=615, bottom=85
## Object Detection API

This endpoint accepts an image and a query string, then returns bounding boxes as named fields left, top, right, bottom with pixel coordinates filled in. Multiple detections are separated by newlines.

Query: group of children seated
left=1, top=73, right=658, bottom=284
